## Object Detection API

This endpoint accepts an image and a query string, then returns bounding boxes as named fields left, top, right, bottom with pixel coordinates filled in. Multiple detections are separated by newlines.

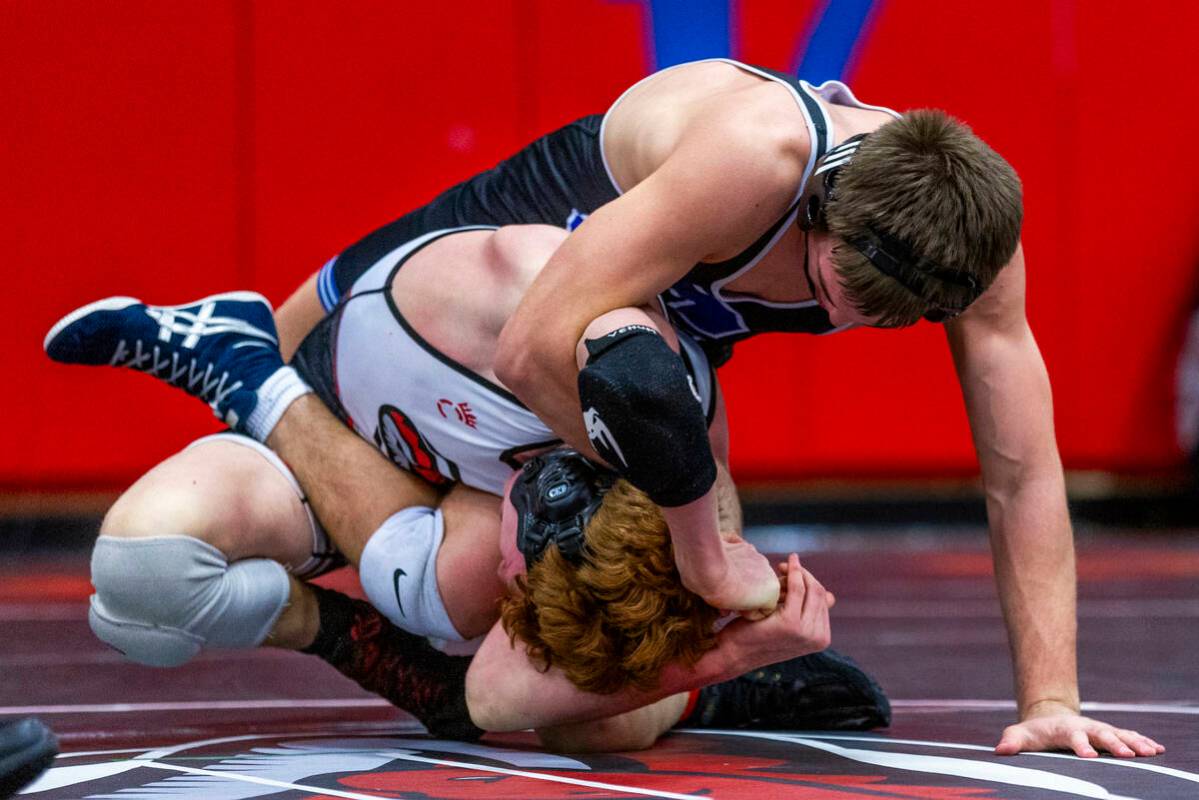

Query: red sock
left=676, top=690, right=701, bottom=726
left=302, top=584, right=483, bottom=741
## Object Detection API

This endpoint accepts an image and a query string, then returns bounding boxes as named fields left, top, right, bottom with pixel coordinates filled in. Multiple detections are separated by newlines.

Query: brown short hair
left=499, top=479, right=720, bottom=694
left=827, top=109, right=1023, bottom=327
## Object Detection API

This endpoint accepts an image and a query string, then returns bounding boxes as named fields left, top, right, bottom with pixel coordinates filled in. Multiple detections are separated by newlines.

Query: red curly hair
left=499, top=479, right=721, bottom=694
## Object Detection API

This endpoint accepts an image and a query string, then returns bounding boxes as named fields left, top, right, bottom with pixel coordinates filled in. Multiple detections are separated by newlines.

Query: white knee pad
left=359, top=507, right=462, bottom=642
left=89, top=535, right=290, bottom=667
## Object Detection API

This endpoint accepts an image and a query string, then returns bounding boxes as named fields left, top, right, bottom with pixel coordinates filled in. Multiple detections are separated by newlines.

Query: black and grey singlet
left=317, top=59, right=901, bottom=364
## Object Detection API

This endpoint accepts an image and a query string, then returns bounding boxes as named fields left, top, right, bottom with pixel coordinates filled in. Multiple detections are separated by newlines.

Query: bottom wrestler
left=45, top=225, right=888, bottom=748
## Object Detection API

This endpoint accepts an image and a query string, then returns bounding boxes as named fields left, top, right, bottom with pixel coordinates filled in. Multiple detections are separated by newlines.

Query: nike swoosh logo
left=392, top=568, right=407, bottom=617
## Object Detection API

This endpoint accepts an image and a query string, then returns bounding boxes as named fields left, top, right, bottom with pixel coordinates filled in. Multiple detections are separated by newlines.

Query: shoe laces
left=108, top=338, right=244, bottom=413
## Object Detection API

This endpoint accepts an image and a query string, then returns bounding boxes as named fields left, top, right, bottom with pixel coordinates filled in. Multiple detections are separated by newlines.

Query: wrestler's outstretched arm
left=948, top=244, right=1162, bottom=759
left=467, top=553, right=831, bottom=733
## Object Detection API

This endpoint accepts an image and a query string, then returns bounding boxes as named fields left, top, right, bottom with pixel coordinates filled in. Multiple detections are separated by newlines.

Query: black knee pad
left=577, top=326, right=716, bottom=507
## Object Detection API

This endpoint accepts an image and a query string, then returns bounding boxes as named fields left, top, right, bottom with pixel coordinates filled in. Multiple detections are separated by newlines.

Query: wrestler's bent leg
left=434, top=485, right=505, bottom=638
left=92, top=435, right=330, bottom=665
left=93, top=434, right=485, bottom=738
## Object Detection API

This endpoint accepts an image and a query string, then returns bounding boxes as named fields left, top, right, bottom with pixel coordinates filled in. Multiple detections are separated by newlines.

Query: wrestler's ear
left=497, top=471, right=526, bottom=583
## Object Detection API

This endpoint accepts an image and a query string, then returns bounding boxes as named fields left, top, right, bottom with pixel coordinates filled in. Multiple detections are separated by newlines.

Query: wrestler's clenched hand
left=719, top=554, right=834, bottom=667
left=676, top=533, right=780, bottom=619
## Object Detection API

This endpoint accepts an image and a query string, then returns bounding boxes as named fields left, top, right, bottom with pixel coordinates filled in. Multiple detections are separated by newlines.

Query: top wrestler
left=335, top=58, right=1167, bottom=757
left=277, top=59, right=1159, bottom=757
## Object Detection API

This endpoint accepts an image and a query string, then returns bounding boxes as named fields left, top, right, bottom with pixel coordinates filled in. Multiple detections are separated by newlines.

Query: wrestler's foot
left=682, top=649, right=891, bottom=731
left=0, top=718, right=57, bottom=797
left=44, top=293, right=306, bottom=439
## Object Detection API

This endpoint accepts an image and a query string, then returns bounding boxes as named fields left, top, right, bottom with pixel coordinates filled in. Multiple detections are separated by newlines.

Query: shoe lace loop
left=110, top=338, right=243, bottom=411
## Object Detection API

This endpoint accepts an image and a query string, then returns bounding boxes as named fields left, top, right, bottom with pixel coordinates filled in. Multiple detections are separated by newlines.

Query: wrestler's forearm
left=661, top=491, right=724, bottom=570
left=465, top=621, right=747, bottom=732
left=986, top=468, right=1080, bottom=717
left=947, top=258, right=1080, bottom=718
left=266, top=395, right=440, bottom=564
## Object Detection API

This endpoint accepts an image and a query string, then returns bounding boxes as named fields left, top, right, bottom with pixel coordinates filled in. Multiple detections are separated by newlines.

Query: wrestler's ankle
left=249, top=366, right=312, bottom=443
left=265, top=578, right=321, bottom=651
left=299, top=583, right=360, bottom=664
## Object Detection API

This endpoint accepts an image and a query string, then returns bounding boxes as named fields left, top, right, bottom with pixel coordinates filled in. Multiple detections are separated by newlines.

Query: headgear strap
left=800, top=133, right=985, bottom=321
left=510, top=450, right=616, bottom=569
left=845, top=227, right=983, bottom=321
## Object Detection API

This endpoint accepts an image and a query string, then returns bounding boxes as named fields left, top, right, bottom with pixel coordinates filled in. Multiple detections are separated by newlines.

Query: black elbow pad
left=577, top=325, right=716, bottom=507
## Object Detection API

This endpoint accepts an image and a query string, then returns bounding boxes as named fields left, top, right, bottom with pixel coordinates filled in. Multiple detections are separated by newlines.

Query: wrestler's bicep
left=500, top=122, right=802, bottom=374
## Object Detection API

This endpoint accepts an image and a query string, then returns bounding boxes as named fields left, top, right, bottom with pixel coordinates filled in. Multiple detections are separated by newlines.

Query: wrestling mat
left=4, top=530, right=1196, bottom=799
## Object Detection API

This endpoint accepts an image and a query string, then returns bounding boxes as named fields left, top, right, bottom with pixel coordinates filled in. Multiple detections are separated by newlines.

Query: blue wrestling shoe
left=44, top=292, right=295, bottom=437
left=682, top=649, right=891, bottom=731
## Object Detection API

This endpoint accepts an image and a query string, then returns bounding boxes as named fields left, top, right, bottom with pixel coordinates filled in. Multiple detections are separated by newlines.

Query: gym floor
left=2, top=524, right=1196, bottom=799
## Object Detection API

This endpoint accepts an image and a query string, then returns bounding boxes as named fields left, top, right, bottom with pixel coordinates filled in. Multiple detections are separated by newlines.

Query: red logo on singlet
left=375, top=404, right=460, bottom=486
left=437, top=399, right=478, bottom=428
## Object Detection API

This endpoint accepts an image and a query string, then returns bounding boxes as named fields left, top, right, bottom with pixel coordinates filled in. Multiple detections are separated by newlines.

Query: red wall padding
left=9, top=1, right=1199, bottom=488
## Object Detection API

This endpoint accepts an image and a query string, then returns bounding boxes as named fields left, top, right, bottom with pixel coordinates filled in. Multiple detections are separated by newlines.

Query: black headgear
left=509, top=449, right=616, bottom=569
left=798, top=134, right=984, bottom=322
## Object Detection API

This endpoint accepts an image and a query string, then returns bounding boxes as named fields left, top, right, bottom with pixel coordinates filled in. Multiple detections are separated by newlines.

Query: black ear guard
left=798, top=134, right=985, bottom=322
left=510, top=449, right=616, bottom=569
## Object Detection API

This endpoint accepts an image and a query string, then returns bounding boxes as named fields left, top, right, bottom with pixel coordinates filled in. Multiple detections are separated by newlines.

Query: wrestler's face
left=498, top=471, right=527, bottom=586
left=804, top=230, right=882, bottom=328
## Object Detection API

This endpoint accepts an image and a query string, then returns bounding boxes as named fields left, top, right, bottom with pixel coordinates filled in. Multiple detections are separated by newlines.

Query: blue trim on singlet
left=316, top=256, right=340, bottom=313
left=794, top=0, right=882, bottom=83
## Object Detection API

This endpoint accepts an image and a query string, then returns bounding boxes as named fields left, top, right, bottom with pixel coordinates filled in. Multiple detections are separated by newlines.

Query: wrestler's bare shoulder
left=605, top=61, right=813, bottom=192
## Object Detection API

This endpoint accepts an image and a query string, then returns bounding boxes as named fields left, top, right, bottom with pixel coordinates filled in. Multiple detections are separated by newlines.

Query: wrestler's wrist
left=670, top=526, right=728, bottom=596
left=662, top=492, right=722, bottom=547
left=674, top=550, right=729, bottom=601
left=710, top=626, right=756, bottom=679
left=1020, top=696, right=1081, bottom=719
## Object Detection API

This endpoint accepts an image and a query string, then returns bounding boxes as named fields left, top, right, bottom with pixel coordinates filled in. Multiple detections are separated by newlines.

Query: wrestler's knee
left=91, top=439, right=308, bottom=666
left=100, top=439, right=306, bottom=560
left=89, top=534, right=289, bottom=667
left=101, top=474, right=222, bottom=544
